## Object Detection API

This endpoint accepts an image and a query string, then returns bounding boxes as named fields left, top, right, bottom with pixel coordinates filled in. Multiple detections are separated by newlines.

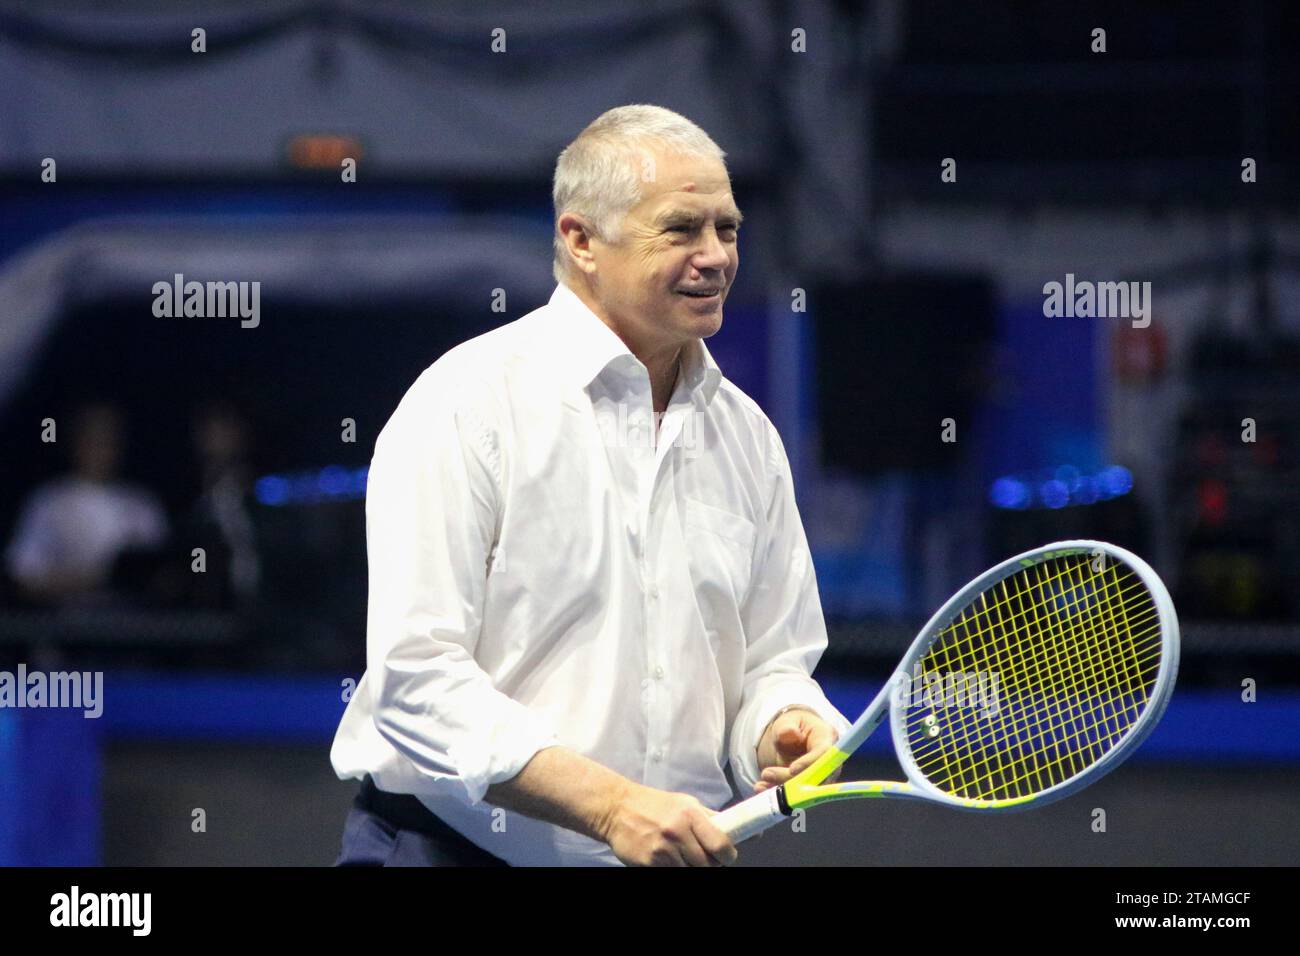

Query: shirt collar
left=545, top=282, right=723, bottom=406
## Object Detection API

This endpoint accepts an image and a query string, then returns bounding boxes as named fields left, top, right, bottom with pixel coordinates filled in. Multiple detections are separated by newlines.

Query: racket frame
left=715, top=539, right=1180, bottom=841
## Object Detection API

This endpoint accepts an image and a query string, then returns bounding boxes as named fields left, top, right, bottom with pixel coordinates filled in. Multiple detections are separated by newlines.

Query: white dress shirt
left=330, top=281, right=850, bottom=866
left=5, top=476, right=168, bottom=594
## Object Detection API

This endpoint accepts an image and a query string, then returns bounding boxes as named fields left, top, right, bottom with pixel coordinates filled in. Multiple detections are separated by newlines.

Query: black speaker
left=813, top=272, right=996, bottom=474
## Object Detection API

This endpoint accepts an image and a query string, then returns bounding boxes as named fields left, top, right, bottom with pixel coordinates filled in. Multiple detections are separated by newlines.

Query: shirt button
left=648, top=583, right=659, bottom=600
left=652, top=749, right=664, bottom=763
left=654, top=665, right=665, bottom=679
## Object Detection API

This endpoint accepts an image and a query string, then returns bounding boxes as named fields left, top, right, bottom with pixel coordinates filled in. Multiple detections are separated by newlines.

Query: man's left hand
left=754, top=706, right=840, bottom=793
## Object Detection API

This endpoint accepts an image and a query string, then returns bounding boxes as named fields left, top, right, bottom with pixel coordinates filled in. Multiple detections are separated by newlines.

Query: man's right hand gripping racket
left=715, top=540, right=1180, bottom=842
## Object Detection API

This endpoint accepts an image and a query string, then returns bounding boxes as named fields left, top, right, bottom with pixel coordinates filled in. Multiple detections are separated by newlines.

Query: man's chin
left=697, top=310, right=724, bottom=338
left=679, top=308, right=723, bottom=339
left=674, top=295, right=724, bottom=331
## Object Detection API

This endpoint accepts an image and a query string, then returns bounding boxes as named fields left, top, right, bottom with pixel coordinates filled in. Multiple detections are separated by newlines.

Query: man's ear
left=558, top=212, right=596, bottom=274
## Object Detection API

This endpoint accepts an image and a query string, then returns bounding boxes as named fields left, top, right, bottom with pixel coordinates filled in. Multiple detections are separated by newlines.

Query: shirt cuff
left=728, top=681, right=852, bottom=798
left=449, top=705, right=562, bottom=806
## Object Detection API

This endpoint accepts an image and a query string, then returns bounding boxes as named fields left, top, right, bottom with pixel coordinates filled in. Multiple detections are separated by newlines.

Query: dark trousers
left=334, top=777, right=509, bottom=867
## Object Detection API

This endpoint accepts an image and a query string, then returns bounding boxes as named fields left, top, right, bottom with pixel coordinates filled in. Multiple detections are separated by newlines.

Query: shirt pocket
left=681, top=497, right=756, bottom=621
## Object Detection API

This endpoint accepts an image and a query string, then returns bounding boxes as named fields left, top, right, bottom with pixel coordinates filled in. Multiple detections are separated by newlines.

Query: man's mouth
left=677, top=288, right=721, bottom=299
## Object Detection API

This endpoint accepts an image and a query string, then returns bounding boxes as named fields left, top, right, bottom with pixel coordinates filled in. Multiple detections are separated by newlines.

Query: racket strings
left=907, top=587, right=1163, bottom=777
left=919, top=561, right=1155, bottom=733
left=911, top=578, right=1149, bottom=799
left=907, top=561, right=1152, bottom=673
left=912, top=559, right=1157, bottom=798
left=915, top=627, right=1163, bottom=798
left=910, top=568, right=1136, bottom=794
left=905, top=564, right=1156, bottom=743
left=903, top=554, right=1162, bottom=802
left=913, top=600, right=1159, bottom=751
left=915, top=561, right=1157, bottom=797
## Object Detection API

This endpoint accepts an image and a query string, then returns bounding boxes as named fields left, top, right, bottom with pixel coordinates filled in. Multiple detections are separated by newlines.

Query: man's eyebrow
left=656, top=208, right=745, bottom=226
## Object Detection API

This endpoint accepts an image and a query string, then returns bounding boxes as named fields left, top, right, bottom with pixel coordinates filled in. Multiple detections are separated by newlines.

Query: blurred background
left=0, top=0, right=1297, bottom=865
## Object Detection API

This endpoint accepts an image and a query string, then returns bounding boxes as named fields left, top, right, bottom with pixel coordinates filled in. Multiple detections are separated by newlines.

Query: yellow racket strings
left=906, top=562, right=1154, bottom=799
left=904, top=554, right=1162, bottom=801
left=910, top=567, right=1160, bottom=782
left=911, top=559, right=1158, bottom=798
left=908, top=556, right=1159, bottom=798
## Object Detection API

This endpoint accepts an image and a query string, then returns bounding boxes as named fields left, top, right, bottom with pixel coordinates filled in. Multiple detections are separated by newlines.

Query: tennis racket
left=715, top=540, right=1179, bottom=842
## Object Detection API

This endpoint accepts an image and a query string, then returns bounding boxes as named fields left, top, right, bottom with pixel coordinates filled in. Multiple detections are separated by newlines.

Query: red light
left=1197, top=478, right=1227, bottom=526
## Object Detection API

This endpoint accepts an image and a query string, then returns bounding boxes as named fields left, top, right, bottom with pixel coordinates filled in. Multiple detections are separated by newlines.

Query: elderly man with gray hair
left=331, top=104, right=850, bottom=866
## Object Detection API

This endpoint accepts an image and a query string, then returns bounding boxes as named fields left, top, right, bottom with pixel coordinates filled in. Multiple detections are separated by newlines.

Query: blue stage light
left=1040, top=479, right=1070, bottom=509
left=1072, top=475, right=1099, bottom=505
left=318, top=465, right=351, bottom=497
left=255, top=466, right=369, bottom=506
left=1098, top=465, right=1133, bottom=498
left=990, top=463, right=1132, bottom=511
left=255, top=476, right=291, bottom=506
left=990, top=477, right=1031, bottom=509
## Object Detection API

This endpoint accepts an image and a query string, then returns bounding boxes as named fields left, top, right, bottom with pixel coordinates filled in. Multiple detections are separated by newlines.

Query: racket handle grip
left=713, top=787, right=787, bottom=844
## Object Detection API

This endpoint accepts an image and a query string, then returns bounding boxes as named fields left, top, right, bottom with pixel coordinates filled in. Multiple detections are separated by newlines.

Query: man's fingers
left=674, top=815, right=728, bottom=867
left=784, top=739, right=836, bottom=777
left=759, top=766, right=793, bottom=785
left=777, top=722, right=811, bottom=745
left=676, top=838, right=712, bottom=868
left=758, top=713, right=844, bottom=794
left=697, top=815, right=738, bottom=866
left=760, top=742, right=828, bottom=784
left=810, top=723, right=839, bottom=750
left=656, top=848, right=688, bottom=867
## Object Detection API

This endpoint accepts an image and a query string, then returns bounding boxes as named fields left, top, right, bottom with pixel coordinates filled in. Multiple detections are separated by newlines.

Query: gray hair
left=551, top=104, right=727, bottom=284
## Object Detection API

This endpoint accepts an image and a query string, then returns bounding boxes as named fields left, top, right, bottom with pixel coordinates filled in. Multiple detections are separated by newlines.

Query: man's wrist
left=593, top=775, right=635, bottom=844
left=761, top=703, right=819, bottom=738
left=486, top=746, right=636, bottom=845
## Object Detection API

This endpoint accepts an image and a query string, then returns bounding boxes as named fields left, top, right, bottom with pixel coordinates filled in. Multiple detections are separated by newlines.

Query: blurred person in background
left=4, top=401, right=169, bottom=607
left=170, top=399, right=261, bottom=609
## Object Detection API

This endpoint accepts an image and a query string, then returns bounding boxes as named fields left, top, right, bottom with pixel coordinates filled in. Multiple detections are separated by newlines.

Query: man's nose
left=692, top=228, right=730, bottom=271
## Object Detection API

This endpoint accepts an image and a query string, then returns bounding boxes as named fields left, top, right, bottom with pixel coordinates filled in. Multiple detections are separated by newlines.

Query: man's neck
left=651, top=349, right=683, bottom=417
left=566, top=280, right=685, bottom=414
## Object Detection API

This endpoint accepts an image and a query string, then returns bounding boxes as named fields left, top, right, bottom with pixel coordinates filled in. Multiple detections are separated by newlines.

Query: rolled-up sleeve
left=365, top=381, right=558, bottom=805
left=728, top=421, right=851, bottom=795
